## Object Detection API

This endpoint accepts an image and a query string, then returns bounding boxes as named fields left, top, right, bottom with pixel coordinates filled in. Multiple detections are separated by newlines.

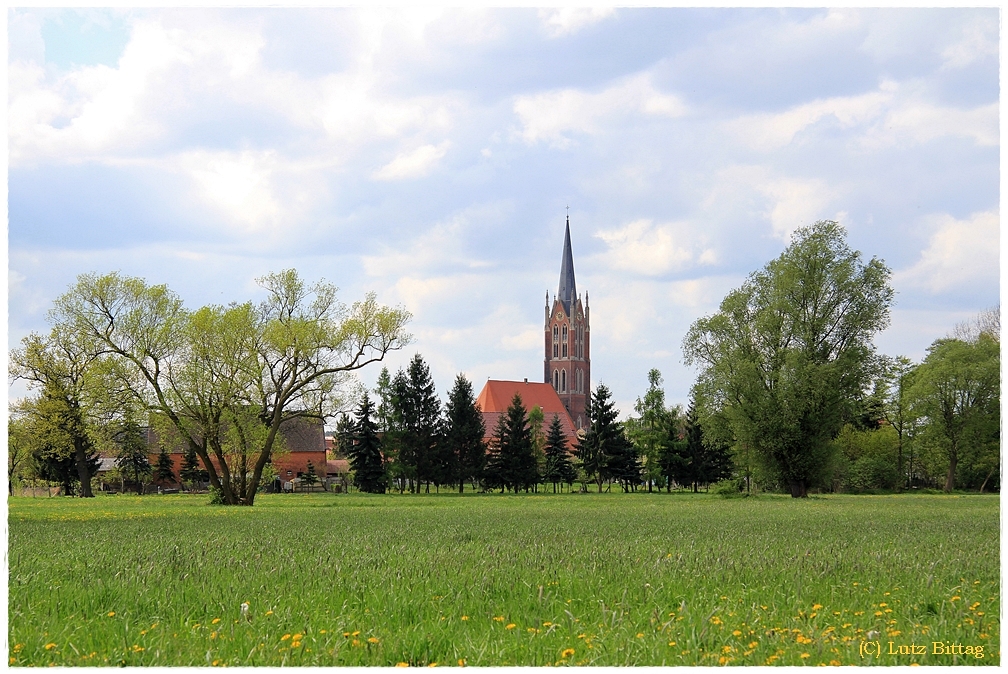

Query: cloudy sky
left=8, top=8, right=1000, bottom=418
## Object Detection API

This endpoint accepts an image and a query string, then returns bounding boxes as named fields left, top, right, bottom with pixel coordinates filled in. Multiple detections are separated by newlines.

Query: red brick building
left=476, top=379, right=578, bottom=451
left=544, top=216, right=590, bottom=429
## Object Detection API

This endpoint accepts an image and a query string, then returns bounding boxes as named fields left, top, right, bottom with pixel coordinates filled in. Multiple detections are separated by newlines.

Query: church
left=475, top=215, right=590, bottom=445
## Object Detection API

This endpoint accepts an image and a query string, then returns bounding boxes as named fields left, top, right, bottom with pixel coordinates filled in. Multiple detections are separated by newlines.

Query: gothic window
left=561, top=369, right=566, bottom=392
left=562, top=324, right=568, bottom=357
left=577, top=415, right=582, bottom=429
left=552, top=325, right=559, bottom=358
left=553, top=369, right=559, bottom=391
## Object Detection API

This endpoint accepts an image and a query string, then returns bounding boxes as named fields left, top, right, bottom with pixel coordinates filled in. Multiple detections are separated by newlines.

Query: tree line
left=9, top=270, right=411, bottom=504
left=681, top=221, right=999, bottom=496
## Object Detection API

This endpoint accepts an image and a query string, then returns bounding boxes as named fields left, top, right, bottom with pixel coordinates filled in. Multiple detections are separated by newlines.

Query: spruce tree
left=154, top=449, right=176, bottom=485
left=180, top=444, right=201, bottom=490
left=400, top=355, right=443, bottom=493
left=115, top=419, right=152, bottom=495
left=349, top=393, right=388, bottom=493
left=543, top=413, right=574, bottom=493
left=497, top=393, right=538, bottom=492
left=444, top=374, right=486, bottom=493
left=580, top=384, right=637, bottom=492
left=575, top=390, right=604, bottom=492
left=302, top=461, right=319, bottom=491
left=684, top=401, right=703, bottom=492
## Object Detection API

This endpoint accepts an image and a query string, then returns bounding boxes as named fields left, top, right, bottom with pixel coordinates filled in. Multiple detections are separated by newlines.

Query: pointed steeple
left=557, top=214, right=577, bottom=315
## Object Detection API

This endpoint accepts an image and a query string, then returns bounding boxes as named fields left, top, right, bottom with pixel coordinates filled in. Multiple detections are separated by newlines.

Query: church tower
left=544, top=215, right=590, bottom=429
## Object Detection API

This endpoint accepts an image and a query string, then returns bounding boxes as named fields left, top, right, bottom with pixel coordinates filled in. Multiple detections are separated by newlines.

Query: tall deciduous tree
left=444, top=374, right=486, bottom=493
left=910, top=335, right=999, bottom=492
left=348, top=393, right=387, bottom=493
left=627, top=369, right=672, bottom=491
left=684, top=221, right=893, bottom=497
left=51, top=269, right=410, bottom=506
left=11, top=328, right=105, bottom=497
left=873, top=355, right=916, bottom=489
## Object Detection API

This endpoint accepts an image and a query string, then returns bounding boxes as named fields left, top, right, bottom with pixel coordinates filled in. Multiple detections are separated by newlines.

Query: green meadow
left=8, top=492, right=999, bottom=666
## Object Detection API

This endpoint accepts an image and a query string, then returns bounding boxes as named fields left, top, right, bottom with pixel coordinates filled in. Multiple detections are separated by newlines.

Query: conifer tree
left=115, top=418, right=152, bottom=495
left=579, top=384, right=637, bottom=492
left=684, top=401, right=703, bottom=492
left=392, top=356, right=443, bottom=493
left=180, top=444, right=201, bottom=490
left=154, top=449, right=176, bottom=485
left=444, top=374, right=486, bottom=493
left=497, top=393, right=538, bottom=492
left=349, top=393, right=388, bottom=493
left=575, top=390, right=604, bottom=492
left=543, top=413, right=574, bottom=493
left=302, top=461, right=319, bottom=491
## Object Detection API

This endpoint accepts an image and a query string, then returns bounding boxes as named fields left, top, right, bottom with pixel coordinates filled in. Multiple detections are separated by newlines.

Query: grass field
left=8, top=492, right=1000, bottom=666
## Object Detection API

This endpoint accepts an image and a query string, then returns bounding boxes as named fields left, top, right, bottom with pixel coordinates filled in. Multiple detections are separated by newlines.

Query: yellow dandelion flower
left=543, top=621, right=552, bottom=627
left=131, top=645, right=145, bottom=653
left=292, top=641, right=302, bottom=648
left=351, top=631, right=360, bottom=637
left=212, top=618, right=221, bottom=625
left=458, top=659, right=466, bottom=666
left=461, top=616, right=469, bottom=621
left=351, top=639, right=359, bottom=647
left=107, top=611, right=116, bottom=617
left=343, top=632, right=351, bottom=637
left=281, top=634, right=291, bottom=641
left=505, top=623, right=516, bottom=630
left=368, top=637, right=380, bottom=644
left=13, top=645, right=23, bottom=653
left=561, top=648, right=575, bottom=658
left=493, top=616, right=504, bottom=622
left=812, top=604, right=823, bottom=610
left=800, top=653, right=810, bottom=659
left=950, top=595, right=960, bottom=601
left=44, top=643, right=57, bottom=651
left=830, top=660, right=841, bottom=666
left=577, top=634, right=586, bottom=639
left=396, top=663, right=409, bottom=667
left=732, top=630, right=742, bottom=636
left=748, top=641, right=758, bottom=649
left=427, top=662, right=437, bottom=667
left=9, top=657, right=16, bottom=665
left=319, top=629, right=326, bottom=634
left=636, top=633, right=644, bottom=638
left=718, top=656, right=728, bottom=665
left=722, top=645, right=732, bottom=653
left=668, top=641, right=677, bottom=647
left=265, top=610, right=273, bottom=616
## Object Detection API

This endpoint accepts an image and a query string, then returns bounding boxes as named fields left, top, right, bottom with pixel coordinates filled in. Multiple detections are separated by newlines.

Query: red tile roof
left=475, top=380, right=577, bottom=450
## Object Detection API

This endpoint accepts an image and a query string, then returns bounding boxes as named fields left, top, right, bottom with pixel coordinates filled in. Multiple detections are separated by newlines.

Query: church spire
left=557, top=214, right=577, bottom=315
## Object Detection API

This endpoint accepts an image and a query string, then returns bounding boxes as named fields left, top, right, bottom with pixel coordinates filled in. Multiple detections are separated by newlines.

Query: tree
left=444, top=374, right=486, bottom=493
left=154, top=449, right=176, bottom=485
left=543, top=413, right=575, bottom=492
left=8, top=409, right=34, bottom=495
left=51, top=269, right=410, bottom=505
left=348, top=393, right=387, bottom=493
left=910, top=335, right=999, bottom=492
left=179, top=443, right=202, bottom=490
left=302, top=461, right=319, bottom=491
left=114, top=418, right=152, bottom=495
left=496, top=393, right=538, bottom=492
left=873, top=355, right=915, bottom=489
left=683, top=221, right=893, bottom=497
left=396, top=355, right=443, bottom=493
left=528, top=406, right=547, bottom=490
left=627, top=369, right=671, bottom=491
left=10, top=328, right=107, bottom=497
left=577, top=384, right=636, bottom=492
left=575, top=390, right=604, bottom=492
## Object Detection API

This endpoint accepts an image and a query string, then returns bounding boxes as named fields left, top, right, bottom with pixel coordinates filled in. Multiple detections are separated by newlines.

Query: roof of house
left=326, top=459, right=349, bottom=475
left=475, top=379, right=577, bottom=449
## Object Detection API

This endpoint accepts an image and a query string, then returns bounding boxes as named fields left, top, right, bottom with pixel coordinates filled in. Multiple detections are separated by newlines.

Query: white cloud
left=939, top=15, right=998, bottom=70
left=593, top=219, right=714, bottom=276
left=538, top=8, right=615, bottom=38
left=729, top=79, right=997, bottom=152
left=512, top=72, right=686, bottom=148
left=895, top=210, right=999, bottom=293
left=373, top=141, right=451, bottom=180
